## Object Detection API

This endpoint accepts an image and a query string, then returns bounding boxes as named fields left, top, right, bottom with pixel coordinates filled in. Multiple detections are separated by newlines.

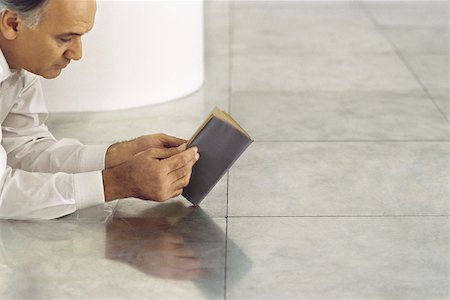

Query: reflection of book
left=170, top=206, right=253, bottom=299
left=183, top=107, right=254, bottom=205
left=107, top=202, right=252, bottom=299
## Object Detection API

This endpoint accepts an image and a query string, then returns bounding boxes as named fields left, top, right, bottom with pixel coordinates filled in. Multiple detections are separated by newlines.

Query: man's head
left=0, top=0, right=96, bottom=79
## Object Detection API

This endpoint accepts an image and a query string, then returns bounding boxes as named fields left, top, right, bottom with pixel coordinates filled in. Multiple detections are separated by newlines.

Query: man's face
left=14, top=0, right=96, bottom=79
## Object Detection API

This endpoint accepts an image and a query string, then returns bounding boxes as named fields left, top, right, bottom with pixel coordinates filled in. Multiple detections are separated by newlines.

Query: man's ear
left=0, top=10, right=20, bottom=40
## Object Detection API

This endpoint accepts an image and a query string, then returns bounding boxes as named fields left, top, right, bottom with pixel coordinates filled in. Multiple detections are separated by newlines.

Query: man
left=0, top=0, right=199, bottom=219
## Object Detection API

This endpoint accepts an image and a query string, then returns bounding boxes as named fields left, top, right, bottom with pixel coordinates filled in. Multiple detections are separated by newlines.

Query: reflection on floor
left=2, top=1, right=448, bottom=299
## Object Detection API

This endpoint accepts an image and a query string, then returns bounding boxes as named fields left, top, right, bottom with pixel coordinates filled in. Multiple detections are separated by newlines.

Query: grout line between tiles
left=226, top=172, right=230, bottom=218
left=228, top=1, right=234, bottom=114
left=358, top=1, right=450, bottom=124
left=224, top=210, right=229, bottom=300
left=228, top=89, right=440, bottom=94
left=252, top=140, right=450, bottom=143
left=224, top=1, right=234, bottom=299
left=80, top=140, right=450, bottom=144
left=227, top=215, right=450, bottom=218
left=377, top=25, right=449, bottom=31
left=231, top=53, right=435, bottom=58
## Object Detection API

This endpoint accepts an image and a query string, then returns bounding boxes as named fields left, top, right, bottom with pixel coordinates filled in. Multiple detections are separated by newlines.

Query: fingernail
left=195, top=153, right=200, bottom=161
left=192, top=146, right=198, bottom=153
left=177, top=143, right=187, bottom=150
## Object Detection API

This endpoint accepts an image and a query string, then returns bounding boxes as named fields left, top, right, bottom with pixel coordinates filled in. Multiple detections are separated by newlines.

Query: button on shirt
left=0, top=49, right=108, bottom=220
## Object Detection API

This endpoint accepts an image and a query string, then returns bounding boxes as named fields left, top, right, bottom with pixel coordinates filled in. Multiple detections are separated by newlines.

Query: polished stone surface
left=6, top=1, right=449, bottom=299
left=231, top=91, right=450, bottom=141
left=228, top=142, right=450, bottom=217
left=232, top=54, right=422, bottom=92
left=404, top=55, right=449, bottom=91
left=431, top=90, right=450, bottom=121
left=46, top=90, right=229, bottom=144
left=0, top=202, right=236, bottom=299
left=382, top=28, right=450, bottom=54
left=233, top=1, right=395, bottom=55
left=227, top=217, right=449, bottom=300
left=205, top=0, right=230, bottom=57
left=362, top=1, right=449, bottom=28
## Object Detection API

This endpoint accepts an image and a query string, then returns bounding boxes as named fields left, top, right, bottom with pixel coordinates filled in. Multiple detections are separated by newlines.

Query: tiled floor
left=27, top=0, right=450, bottom=299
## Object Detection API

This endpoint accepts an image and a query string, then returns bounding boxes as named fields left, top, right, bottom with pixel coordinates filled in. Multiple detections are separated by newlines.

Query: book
left=182, top=107, right=253, bottom=205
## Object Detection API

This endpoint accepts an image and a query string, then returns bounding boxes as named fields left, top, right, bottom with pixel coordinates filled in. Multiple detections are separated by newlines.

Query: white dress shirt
left=0, top=48, right=108, bottom=220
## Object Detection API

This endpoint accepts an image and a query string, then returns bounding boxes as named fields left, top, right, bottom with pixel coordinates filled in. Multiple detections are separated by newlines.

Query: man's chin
left=40, top=69, right=63, bottom=79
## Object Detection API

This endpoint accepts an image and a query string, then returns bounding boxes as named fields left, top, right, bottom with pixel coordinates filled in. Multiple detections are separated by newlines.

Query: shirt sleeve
left=2, top=74, right=109, bottom=173
left=0, top=147, right=105, bottom=220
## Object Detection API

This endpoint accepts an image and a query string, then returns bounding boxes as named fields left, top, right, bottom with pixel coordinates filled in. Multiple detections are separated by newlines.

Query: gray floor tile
left=47, top=90, right=229, bottom=143
left=231, top=91, right=450, bottom=141
left=227, top=216, right=450, bottom=300
left=233, top=1, right=394, bottom=54
left=228, top=142, right=450, bottom=216
left=203, top=1, right=231, bottom=92
left=205, top=54, right=230, bottom=92
left=383, top=28, right=450, bottom=54
left=205, top=0, right=230, bottom=57
left=234, top=0, right=363, bottom=21
left=430, top=90, right=450, bottom=121
left=231, top=54, right=422, bottom=92
left=363, top=1, right=449, bottom=28
left=404, top=55, right=450, bottom=91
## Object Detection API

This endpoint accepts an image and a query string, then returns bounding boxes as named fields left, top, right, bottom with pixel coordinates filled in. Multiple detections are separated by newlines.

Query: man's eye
left=59, top=37, right=71, bottom=43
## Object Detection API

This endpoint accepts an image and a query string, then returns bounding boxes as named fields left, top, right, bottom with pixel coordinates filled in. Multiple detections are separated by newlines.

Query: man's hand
left=106, top=218, right=202, bottom=280
left=105, top=134, right=187, bottom=168
left=102, top=146, right=199, bottom=202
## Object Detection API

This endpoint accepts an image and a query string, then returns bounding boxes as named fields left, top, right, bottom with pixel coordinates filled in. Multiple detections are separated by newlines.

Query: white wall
left=43, top=0, right=204, bottom=112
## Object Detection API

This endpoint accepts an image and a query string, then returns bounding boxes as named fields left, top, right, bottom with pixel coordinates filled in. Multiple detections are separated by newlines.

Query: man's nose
left=64, top=38, right=83, bottom=61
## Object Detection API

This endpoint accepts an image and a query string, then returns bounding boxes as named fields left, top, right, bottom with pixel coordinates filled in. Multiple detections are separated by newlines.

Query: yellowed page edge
left=212, top=107, right=253, bottom=141
left=187, top=106, right=254, bottom=145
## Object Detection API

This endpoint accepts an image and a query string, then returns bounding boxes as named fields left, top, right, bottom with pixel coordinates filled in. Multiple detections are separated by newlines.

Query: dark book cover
left=182, top=107, right=253, bottom=205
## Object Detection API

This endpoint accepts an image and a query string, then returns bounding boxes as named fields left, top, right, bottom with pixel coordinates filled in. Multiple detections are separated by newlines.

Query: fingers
left=145, top=147, right=183, bottom=160
left=172, top=245, right=195, bottom=259
left=165, top=147, right=199, bottom=171
left=127, top=145, right=199, bottom=202
left=169, top=189, right=183, bottom=199
left=167, top=149, right=198, bottom=193
left=168, top=152, right=197, bottom=182
left=159, top=134, right=187, bottom=148
left=153, top=265, right=201, bottom=280
left=172, top=174, right=191, bottom=191
left=168, top=256, right=201, bottom=271
left=176, top=143, right=187, bottom=151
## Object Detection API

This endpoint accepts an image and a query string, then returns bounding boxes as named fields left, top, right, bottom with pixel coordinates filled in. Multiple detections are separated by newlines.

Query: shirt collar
left=0, top=47, right=12, bottom=83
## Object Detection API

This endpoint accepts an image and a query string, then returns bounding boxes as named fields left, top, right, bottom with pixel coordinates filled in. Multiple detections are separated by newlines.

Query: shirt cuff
left=73, top=171, right=105, bottom=210
left=80, top=144, right=110, bottom=171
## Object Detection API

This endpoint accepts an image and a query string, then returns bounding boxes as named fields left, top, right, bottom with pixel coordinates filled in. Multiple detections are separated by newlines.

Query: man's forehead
left=39, top=0, right=96, bottom=33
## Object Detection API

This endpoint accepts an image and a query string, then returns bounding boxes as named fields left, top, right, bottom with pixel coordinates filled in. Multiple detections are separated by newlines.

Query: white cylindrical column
left=42, top=0, right=204, bottom=112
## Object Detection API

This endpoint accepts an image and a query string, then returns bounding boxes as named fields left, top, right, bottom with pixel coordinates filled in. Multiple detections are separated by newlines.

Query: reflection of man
left=0, top=0, right=199, bottom=219
left=0, top=202, right=247, bottom=298
left=106, top=217, right=202, bottom=280
left=104, top=203, right=237, bottom=299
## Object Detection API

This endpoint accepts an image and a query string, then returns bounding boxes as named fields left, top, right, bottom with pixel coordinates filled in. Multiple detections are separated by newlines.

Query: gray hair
left=0, top=0, right=49, bottom=29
